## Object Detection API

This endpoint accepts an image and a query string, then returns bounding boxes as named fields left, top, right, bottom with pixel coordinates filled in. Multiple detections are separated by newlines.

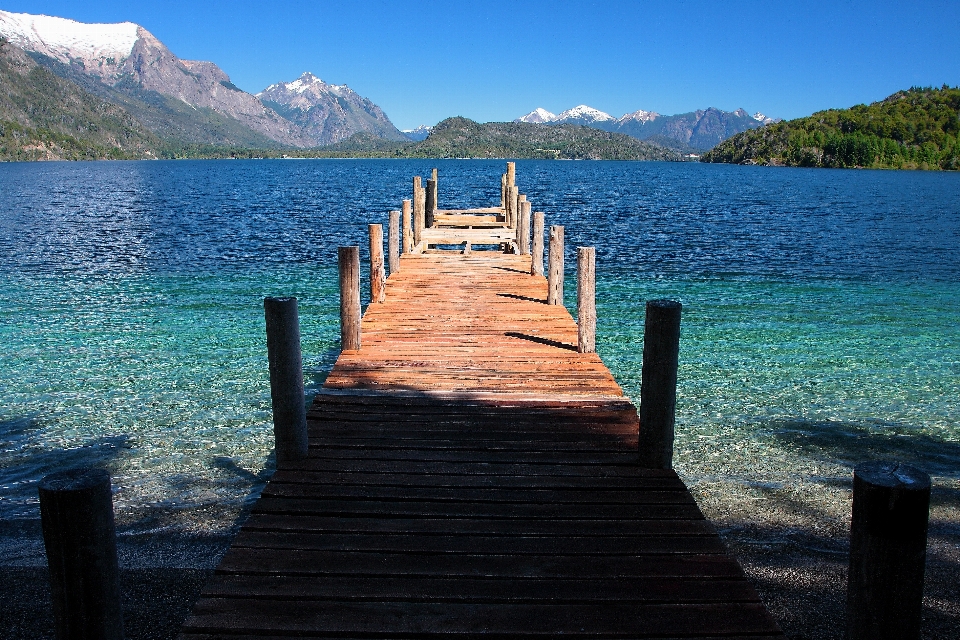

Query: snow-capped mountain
left=511, top=103, right=776, bottom=151
left=514, top=108, right=557, bottom=124
left=752, top=112, right=776, bottom=124
left=257, top=72, right=404, bottom=145
left=0, top=10, right=313, bottom=146
left=618, top=109, right=660, bottom=124
left=555, top=105, right=616, bottom=125
left=402, top=125, right=433, bottom=141
left=0, top=10, right=137, bottom=81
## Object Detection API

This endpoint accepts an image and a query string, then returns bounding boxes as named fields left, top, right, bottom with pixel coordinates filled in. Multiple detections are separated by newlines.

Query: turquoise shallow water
left=1, top=159, right=958, bottom=534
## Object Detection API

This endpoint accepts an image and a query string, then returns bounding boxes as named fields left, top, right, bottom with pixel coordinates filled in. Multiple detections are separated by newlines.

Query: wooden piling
left=369, top=224, right=386, bottom=304
left=431, top=168, right=438, bottom=209
left=338, top=246, right=361, bottom=350
left=531, top=211, right=545, bottom=276
left=846, top=461, right=931, bottom=640
left=388, top=211, right=400, bottom=274
left=638, top=299, right=682, bottom=469
left=402, top=199, right=412, bottom=254
left=518, top=200, right=532, bottom=255
left=414, top=181, right=425, bottom=248
left=39, top=468, right=123, bottom=640
left=500, top=173, right=507, bottom=208
left=506, top=161, right=516, bottom=188
left=264, top=296, right=309, bottom=462
left=507, top=186, right=519, bottom=229
left=577, top=247, right=596, bottom=353
left=547, top=225, right=564, bottom=305
left=425, top=179, right=437, bottom=228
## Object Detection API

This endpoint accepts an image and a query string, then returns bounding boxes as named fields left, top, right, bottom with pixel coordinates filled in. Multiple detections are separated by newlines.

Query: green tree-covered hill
left=701, top=86, right=960, bottom=170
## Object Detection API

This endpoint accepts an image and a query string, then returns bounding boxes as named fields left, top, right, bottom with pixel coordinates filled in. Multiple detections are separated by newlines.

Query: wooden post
left=413, top=180, right=425, bottom=248
left=388, top=210, right=400, bottom=274
left=547, top=225, right=564, bottom=305
left=506, top=161, right=516, bottom=188
left=531, top=211, right=545, bottom=276
left=519, top=201, right=532, bottom=255
left=369, top=224, right=385, bottom=304
left=577, top=247, right=596, bottom=353
left=431, top=167, right=438, bottom=182
left=431, top=168, right=438, bottom=208
left=507, top=186, right=519, bottom=229
left=500, top=173, right=507, bottom=208
left=264, top=296, right=309, bottom=463
left=402, top=199, right=412, bottom=254
left=39, top=468, right=124, bottom=640
left=425, top=179, right=437, bottom=228
left=338, top=246, right=361, bottom=350
left=846, top=461, right=931, bottom=640
left=638, top=299, right=682, bottom=469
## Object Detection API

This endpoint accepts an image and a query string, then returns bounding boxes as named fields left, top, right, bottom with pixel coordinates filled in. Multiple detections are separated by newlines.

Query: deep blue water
left=1, top=159, right=958, bottom=531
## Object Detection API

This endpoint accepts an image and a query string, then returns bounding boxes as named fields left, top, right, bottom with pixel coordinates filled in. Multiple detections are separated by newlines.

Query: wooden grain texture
left=388, top=211, right=400, bottom=274
left=368, top=224, right=385, bottom=304
left=182, top=250, right=782, bottom=639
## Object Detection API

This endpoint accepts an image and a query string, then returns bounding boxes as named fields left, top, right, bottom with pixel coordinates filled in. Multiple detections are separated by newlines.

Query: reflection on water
left=1, top=159, right=958, bottom=532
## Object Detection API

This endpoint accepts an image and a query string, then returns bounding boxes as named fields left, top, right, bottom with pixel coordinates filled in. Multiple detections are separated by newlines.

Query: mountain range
left=0, top=9, right=774, bottom=159
left=515, top=105, right=777, bottom=152
left=0, top=10, right=404, bottom=150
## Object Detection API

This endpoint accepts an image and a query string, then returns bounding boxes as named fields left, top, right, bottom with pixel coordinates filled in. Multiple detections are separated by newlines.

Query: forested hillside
left=701, top=86, right=960, bottom=170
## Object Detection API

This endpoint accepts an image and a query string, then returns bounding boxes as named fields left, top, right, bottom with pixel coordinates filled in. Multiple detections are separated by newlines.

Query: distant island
left=702, top=86, right=959, bottom=170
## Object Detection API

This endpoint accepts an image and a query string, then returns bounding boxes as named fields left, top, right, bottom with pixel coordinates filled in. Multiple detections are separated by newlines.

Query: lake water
left=2, top=159, right=958, bottom=538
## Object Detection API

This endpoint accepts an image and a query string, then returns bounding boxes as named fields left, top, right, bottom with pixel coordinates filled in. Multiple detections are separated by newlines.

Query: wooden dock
left=181, top=167, right=783, bottom=639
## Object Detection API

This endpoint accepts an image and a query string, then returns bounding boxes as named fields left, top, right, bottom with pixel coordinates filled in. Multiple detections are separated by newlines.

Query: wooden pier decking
left=181, top=170, right=783, bottom=638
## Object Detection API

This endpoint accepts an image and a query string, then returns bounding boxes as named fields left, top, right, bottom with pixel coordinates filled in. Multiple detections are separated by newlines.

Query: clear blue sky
left=4, top=1, right=958, bottom=130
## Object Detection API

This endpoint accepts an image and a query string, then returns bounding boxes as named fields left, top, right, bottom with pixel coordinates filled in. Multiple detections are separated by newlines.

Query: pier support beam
left=388, top=210, right=400, bottom=274
left=638, top=299, right=681, bottom=469
left=402, top=199, right=412, bottom=254
left=39, top=468, right=124, bottom=640
left=506, top=161, right=515, bottom=189
left=369, top=224, right=385, bottom=303
left=847, top=461, right=931, bottom=640
left=519, top=201, right=532, bottom=255
left=264, top=296, right=309, bottom=463
left=425, top=179, right=437, bottom=228
left=577, top=247, right=596, bottom=353
left=531, top=211, right=545, bottom=276
left=338, top=246, right=361, bottom=350
left=413, top=177, right=424, bottom=248
left=500, top=173, right=507, bottom=208
left=547, top=225, right=564, bottom=305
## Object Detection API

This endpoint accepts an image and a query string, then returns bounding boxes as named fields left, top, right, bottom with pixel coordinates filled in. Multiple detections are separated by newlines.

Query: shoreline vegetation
left=0, top=114, right=683, bottom=162
left=702, top=86, right=960, bottom=170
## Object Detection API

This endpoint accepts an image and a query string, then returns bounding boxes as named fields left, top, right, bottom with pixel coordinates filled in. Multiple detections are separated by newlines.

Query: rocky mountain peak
left=514, top=108, right=558, bottom=124
left=618, top=109, right=659, bottom=123
left=556, top=105, right=615, bottom=123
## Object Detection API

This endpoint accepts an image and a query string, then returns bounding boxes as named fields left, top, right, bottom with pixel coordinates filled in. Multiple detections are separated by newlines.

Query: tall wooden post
left=547, top=225, right=564, bottom=305
left=264, top=296, right=309, bottom=463
left=338, top=246, right=361, bottom=350
left=431, top=167, right=438, bottom=182
left=500, top=173, right=507, bottom=208
left=39, top=468, right=123, bottom=640
left=402, top=199, right=412, bottom=254
left=413, top=177, right=425, bottom=248
left=506, top=161, right=516, bottom=188
left=638, top=299, right=682, bottom=469
left=431, top=168, right=438, bottom=208
left=518, top=201, right=532, bottom=255
left=517, top=194, right=527, bottom=238
left=388, top=210, right=400, bottom=274
left=577, top=247, right=596, bottom=353
left=847, top=461, right=931, bottom=640
left=507, top=186, right=519, bottom=229
left=369, top=224, right=385, bottom=304
left=531, top=211, right=545, bottom=276
left=425, top=179, right=437, bottom=228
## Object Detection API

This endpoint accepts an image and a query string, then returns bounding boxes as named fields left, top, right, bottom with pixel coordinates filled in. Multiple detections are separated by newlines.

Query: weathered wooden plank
left=196, top=574, right=761, bottom=603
